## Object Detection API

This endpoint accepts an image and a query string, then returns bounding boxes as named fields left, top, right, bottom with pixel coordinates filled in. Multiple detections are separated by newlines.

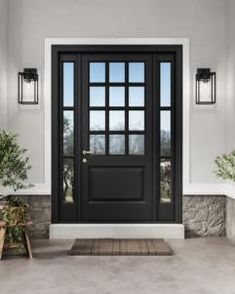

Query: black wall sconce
left=196, top=68, right=216, bottom=105
left=18, top=68, right=39, bottom=104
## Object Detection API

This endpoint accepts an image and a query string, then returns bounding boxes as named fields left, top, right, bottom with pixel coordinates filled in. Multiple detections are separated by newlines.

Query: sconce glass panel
left=18, top=68, right=38, bottom=104
left=196, top=68, right=216, bottom=105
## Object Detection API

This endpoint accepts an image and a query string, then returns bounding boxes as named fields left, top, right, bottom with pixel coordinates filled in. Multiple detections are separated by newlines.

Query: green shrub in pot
left=0, top=130, right=32, bottom=249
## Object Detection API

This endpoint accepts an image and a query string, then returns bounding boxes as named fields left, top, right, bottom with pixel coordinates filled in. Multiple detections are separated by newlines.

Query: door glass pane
left=89, top=86, right=105, bottom=107
left=63, top=62, right=74, bottom=106
left=90, top=135, right=105, bottom=155
left=129, top=111, right=144, bottom=130
left=109, top=111, right=125, bottom=130
left=90, top=111, right=105, bottom=130
left=63, top=111, right=74, bottom=156
left=109, top=62, right=125, bottom=82
left=128, top=62, right=145, bottom=82
left=129, top=86, right=145, bottom=106
left=63, top=158, right=74, bottom=203
left=160, top=62, right=171, bottom=107
left=161, top=111, right=171, bottom=156
left=109, top=87, right=125, bottom=107
left=160, top=159, right=171, bottom=203
left=109, top=135, right=125, bottom=155
left=90, top=62, right=105, bottom=83
left=129, top=135, right=145, bottom=155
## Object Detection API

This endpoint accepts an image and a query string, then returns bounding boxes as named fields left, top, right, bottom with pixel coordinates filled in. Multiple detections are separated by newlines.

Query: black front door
left=52, top=45, right=182, bottom=223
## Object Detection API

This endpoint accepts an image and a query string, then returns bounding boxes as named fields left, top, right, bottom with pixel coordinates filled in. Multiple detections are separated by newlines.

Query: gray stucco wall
left=14, top=195, right=228, bottom=239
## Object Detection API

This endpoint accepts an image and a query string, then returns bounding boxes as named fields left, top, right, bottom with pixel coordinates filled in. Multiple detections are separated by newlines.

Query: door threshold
left=49, top=223, right=185, bottom=239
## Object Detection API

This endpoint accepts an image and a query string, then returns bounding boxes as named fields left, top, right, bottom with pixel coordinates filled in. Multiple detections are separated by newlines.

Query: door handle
left=82, top=150, right=93, bottom=156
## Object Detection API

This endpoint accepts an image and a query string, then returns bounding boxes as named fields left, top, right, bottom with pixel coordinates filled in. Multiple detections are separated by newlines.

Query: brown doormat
left=70, top=239, right=173, bottom=256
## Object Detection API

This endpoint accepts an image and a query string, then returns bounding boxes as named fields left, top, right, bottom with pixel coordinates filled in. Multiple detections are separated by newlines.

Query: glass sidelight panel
left=160, top=62, right=171, bottom=107
left=90, top=134, right=105, bottom=155
left=63, top=62, right=74, bottom=107
left=109, top=111, right=125, bottom=130
left=161, top=111, right=171, bottom=156
left=128, top=62, right=145, bottom=82
left=89, top=62, right=106, bottom=83
left=90, top=110, right=105, bottom=130
left=129, top=86, right=145, bottom=107
left=129, top=134, right=145, bottom=155
left=109, top=87, right=125, bottom=106
left=109, top=62, right=125, bottom=82
left=109, top=135, right=125, bottom=155
left=89, top=86, right=105, bottom=107
left=160, top=159, right=171, bottom=203
left=129, top=111, right=145, bottom=130
left=63, top=111, right=74, bottom=156
left=63, top=158, right=74, bottom=203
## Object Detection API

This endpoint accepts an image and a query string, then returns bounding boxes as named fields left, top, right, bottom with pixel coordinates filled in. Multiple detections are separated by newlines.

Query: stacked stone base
left=15, top=195, right=231, bottom=239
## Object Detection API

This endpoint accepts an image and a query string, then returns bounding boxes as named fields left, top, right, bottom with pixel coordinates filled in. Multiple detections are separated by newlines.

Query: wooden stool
left=0, top=221, right=33, bottom=259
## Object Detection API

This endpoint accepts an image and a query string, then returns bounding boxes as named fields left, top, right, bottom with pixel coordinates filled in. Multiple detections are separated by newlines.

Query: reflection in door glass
left=160, top=62, right=171, bottom=107
left=129, top=135, right=145, bottom=155
left=160, top=159, right=171, bottom=203
left=109, top=135, right=125, bottom=155
left=109, top=111, right=125, bottom=130
left=63, top=111, right=74, bottom=156
left=161, top=111, right=171, bottom=156
left=129, top=111, right=145, bottom=130
left=63, top=158, right=74, bottom=203
left=90, top=135, right=105, bottom=155
left=129, top=86, right=145, bottom=106
left=90, top=111, right=105, bottom=130
left=128, top=62, right=145, bottom=82
left=109, top=62, right=125, bottom=82
left=109, top=87, right=125, bottom=106
left=63, top=62, right=74, bottom=107
left=89, top=86, right=105, bottom=107
left=89, top=62, right=106, bottom=83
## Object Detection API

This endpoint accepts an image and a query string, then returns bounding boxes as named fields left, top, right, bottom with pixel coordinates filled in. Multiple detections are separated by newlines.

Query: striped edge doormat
left=70, top=239, right=173, bottom=256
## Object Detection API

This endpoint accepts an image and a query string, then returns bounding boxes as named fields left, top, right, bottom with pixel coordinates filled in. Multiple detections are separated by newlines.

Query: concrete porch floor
left=1, top=238, right=235, bottom=294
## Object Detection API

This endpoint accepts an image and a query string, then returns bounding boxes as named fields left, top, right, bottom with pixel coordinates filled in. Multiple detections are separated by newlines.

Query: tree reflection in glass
left=63, top=158, right=74, bottom=203
left=160, top=160, right=171, bottom=203
left=63, top=111, right=74, bottom=156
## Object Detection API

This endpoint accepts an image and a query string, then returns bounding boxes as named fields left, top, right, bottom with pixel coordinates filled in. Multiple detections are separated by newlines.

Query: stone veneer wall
left=14, top=195, right=227, bottom=239
left=183, top=195, right=226, bottom=237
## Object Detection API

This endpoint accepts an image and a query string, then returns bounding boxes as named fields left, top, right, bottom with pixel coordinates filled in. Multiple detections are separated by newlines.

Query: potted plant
left=0, top=130, right=32, bottom=254
left=214, top=150, right=235, bottom=182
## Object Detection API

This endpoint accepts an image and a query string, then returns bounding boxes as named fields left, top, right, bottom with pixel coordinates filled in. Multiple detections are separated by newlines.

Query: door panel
left=82, top=54, right=153, bottom=221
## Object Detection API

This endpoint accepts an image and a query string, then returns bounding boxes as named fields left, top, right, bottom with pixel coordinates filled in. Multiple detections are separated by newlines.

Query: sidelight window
left=160, top=62, right=172, bottom=203
left=62, top=62, right=75, bottom=203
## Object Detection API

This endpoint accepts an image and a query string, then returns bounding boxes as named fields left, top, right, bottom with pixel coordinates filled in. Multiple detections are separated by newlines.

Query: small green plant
left=214, top=150, right=235, bottom=182
left=0, top=130, right=32, bottom=191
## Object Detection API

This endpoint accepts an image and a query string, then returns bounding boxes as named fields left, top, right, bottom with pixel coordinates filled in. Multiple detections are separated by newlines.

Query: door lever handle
left=82, top=150, right=93, bottom=156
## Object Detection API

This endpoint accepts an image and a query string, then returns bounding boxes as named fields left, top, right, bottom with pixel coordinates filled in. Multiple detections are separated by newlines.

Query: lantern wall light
left=18, top=68, right=39, bottom=105
left=196, top=68, right=216, bottom=105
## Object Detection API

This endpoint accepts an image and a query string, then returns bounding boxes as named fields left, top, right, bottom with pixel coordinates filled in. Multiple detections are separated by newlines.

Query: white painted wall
left=3, top=0, right=233, bottom=192
left=0, top=0, right=8, bottom=129
left=226, top=0, right=235, bottom=151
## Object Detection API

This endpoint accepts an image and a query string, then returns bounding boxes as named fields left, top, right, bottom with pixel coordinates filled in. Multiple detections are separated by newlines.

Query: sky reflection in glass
left=63, top=62, right=74, bottom=106
left=160, top=62, right=171, bottom=106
